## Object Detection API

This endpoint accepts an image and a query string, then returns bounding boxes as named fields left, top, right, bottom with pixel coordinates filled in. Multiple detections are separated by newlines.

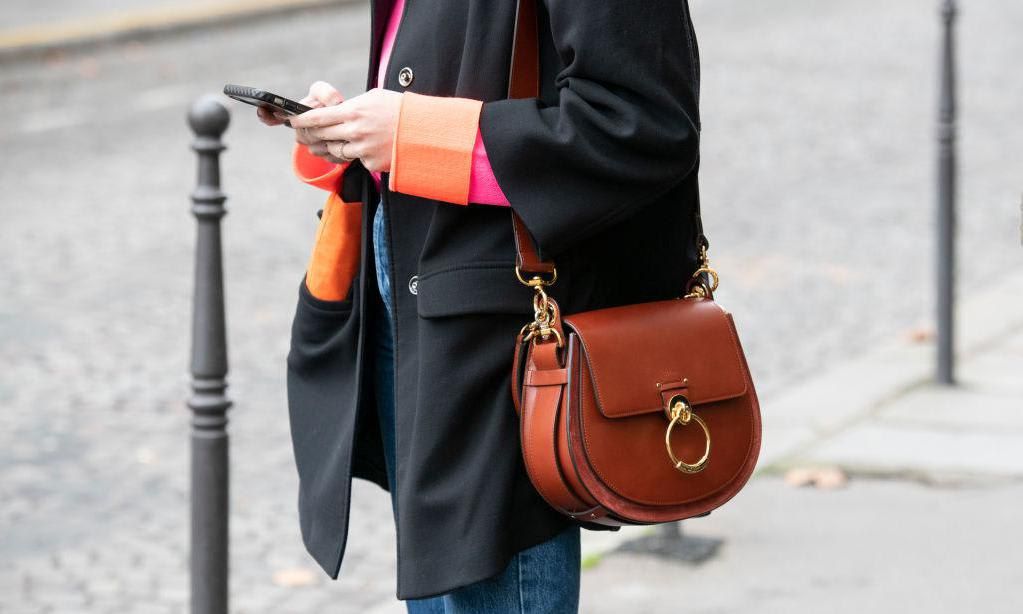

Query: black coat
left=286, top=0, right=703, bottom=599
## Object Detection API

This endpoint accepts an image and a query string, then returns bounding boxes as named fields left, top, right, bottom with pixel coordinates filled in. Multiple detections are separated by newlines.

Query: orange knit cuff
left=305, top=192, right=362, bottom=302
left=292, top=142, right=348, bottom=192
left=389, top=92, right=483, bottom=205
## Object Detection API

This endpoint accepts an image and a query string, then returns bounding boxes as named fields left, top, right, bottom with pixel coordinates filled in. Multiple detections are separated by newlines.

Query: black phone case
left=223, top=84, right=312, bottom=115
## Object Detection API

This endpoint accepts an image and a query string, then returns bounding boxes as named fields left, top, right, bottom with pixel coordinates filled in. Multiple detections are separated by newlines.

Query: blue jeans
left=370, top=201, right=581, bottom=614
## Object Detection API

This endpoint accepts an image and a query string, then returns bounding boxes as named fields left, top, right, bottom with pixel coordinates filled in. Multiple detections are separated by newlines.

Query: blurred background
left=1, top=0, right=1021, bottom=612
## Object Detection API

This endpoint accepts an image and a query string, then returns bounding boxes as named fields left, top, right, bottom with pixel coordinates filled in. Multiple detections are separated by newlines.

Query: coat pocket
left=286, top=274, right=359, bottom=448
left=415, top=261, right=537, bottom=318
left=285, top=275, right=361, bottom=572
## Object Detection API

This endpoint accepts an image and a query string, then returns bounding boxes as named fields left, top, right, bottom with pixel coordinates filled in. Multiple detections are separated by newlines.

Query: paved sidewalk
left=762, top=271, right=1023, bottom=476
left=574, top=272, right=1023, bottom=614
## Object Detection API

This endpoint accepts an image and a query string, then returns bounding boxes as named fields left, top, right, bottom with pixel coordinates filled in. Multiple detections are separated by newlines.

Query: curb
left=758, top=269, right=1023, bottom=470
left=0, top=0, right=362, bottom=63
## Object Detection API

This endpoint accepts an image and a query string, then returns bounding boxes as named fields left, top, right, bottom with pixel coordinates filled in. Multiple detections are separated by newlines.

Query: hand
left=255, top=104, right=290, bottom=127
left=288, top=88, right=403, bottom=173
left=257, top=81, right=351, bottom=165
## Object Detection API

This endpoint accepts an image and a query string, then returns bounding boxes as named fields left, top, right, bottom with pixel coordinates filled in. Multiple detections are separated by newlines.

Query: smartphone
left=223, top=84, right=312, bottom=116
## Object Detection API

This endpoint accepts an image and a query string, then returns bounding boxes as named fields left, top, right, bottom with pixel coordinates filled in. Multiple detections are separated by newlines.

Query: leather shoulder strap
left=509, top=0, right=540, bottom=99
left=507, top=0, right=555, bottom=275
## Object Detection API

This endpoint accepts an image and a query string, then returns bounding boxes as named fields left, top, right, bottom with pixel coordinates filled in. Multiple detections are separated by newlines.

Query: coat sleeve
left=387, top=92, right=511, bottom=206
left=479, top=0, right=701, bottom=258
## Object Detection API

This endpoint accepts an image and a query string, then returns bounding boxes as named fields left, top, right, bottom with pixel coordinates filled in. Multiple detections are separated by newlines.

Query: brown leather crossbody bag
left=508, top=0, right=762, bottom=526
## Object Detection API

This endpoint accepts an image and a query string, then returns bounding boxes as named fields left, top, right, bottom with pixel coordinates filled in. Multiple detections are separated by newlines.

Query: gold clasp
left=664, top=394, right=710, bottom=473
left=515, top=265, right=557, bottom=288
left=517, top=266, right=563, bottom=347
left=682, top=245, right=720, bottom=300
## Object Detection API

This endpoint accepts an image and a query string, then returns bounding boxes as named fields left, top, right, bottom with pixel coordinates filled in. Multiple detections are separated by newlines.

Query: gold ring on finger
left=338, top=140, right=355, bottom=162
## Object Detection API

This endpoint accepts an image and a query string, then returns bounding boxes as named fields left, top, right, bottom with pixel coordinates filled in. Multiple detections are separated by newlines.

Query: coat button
left=397, top=66, right=414, bottom=87
left=408, top=275, right=419, bottom=295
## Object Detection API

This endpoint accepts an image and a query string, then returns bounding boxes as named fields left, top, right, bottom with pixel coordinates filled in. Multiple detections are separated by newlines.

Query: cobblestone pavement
left=1, top=0, right=1020, bottom=612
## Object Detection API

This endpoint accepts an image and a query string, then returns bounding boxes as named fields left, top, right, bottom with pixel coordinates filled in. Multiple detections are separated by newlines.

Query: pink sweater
left=371, top=0, right=509, bottom=206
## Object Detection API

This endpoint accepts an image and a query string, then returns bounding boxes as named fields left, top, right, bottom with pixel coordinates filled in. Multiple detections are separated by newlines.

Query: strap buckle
left=515, top=265, right=557, bottom=288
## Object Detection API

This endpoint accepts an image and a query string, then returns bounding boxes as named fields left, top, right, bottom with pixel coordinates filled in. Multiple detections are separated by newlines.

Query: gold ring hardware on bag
left=664, top=394, right=711, bottom=473
left=683, top=266, right=720, bottom=300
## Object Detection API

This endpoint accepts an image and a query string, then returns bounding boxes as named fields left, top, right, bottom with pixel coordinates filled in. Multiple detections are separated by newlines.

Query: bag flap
left=563, top=298, right=748, bottom=419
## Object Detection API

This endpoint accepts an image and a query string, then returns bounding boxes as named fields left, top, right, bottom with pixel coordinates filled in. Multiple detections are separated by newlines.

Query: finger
left=306, top=123, right=356, bottom=143
left=288, top=104, right=352, bottom=129
left=256, top=105, right=284, bottom=126
left=308, top=81, right=344, bottom=107
left=295, top=126, right=318, bottom=146
left=299, top=95, right=323, bottom=109
left=324, top=140, right=343, bottom=159
left=271, top=111, right=294, bottom=129
left=345, top=141, right=365, bottom=161
left=315, top=149, right=350, bottom=165
left=306, top=141, right=331, bottom=157
left=327, top=140, right=363, bottom=161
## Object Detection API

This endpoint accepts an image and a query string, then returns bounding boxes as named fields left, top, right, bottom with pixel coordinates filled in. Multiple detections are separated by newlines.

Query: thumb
left=308, top=81, right=344, bottom=107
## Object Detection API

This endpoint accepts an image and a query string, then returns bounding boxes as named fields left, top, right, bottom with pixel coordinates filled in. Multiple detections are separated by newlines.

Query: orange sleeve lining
left=304, top=192, right=363, bottom=302
left=389, top=92, right=483, bottom=205
left=292, top=142, right=348, bottom=192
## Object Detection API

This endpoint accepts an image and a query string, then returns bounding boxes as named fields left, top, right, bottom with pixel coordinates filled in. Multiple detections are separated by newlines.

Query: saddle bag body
left=512, top=293, right=762, bottom=526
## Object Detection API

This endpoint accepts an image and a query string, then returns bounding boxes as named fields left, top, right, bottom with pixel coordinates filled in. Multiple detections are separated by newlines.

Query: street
left=1, top=0, right=1021, bottom=612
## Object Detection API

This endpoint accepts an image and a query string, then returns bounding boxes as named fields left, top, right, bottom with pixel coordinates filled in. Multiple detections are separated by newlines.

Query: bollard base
left=616, top=525, right=723, bottom=565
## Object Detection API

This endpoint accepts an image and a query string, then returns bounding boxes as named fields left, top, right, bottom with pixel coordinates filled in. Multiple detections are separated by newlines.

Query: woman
left=259, top=0, right=702, bottom=611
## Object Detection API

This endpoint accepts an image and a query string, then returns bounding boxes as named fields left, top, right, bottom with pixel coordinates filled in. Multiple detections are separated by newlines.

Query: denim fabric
left=373, top=202, right=395, bottom=325
left=371, top=202, right=399, bottom=518
left=441, top=527, right=581, bottom=614
left=371, top=201, right=581, bottom=614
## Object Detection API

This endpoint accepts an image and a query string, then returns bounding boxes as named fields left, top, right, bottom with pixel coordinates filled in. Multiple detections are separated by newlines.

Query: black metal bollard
left=187, top=95, right=232, bottom=614
left=936, top=0, right=958, bottom=385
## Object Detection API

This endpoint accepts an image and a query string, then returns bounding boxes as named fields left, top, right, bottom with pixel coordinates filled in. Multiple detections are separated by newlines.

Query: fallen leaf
left=907, top=326, right=935, bottom=343
left=272, top=566, right=319, bottom=588
left=814, top=466, right=848, bottom=490
left=784, top=467, right=814, bottom=487
left=784, top=466, right=848, bottom=490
